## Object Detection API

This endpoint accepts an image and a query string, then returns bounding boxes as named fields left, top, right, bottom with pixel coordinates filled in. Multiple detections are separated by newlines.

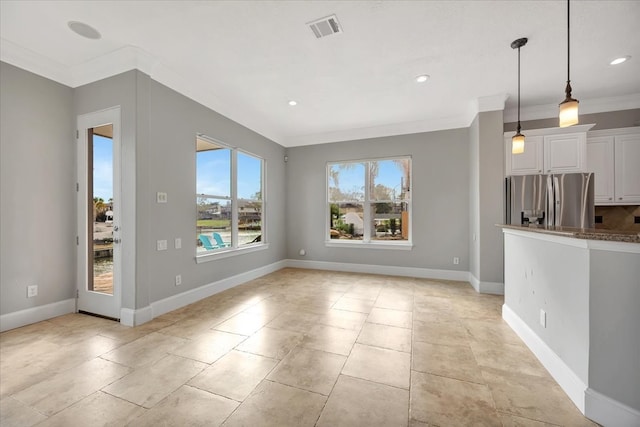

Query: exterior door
left=77, top=107, right=121, bottom=319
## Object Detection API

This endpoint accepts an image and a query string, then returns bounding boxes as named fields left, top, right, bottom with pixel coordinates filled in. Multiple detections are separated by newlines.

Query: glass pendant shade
left=559, top=98, right=579, bottom=127
left=512, top=133, right=525, bottom=154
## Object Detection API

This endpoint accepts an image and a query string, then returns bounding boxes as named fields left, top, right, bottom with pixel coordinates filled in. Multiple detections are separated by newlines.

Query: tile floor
left=0, top=268, right=598, bottom=426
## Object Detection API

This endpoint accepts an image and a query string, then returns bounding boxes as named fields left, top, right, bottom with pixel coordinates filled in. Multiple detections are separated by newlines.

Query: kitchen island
left=500, top=225, right=640, bottom=427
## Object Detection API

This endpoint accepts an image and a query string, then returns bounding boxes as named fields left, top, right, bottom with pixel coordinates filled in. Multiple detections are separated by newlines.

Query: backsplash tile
left=594, top=205, right=640, bottom=231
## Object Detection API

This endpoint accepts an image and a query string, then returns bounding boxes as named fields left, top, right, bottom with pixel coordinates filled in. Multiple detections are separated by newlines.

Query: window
left=196, top=135, right=264, bottom=256
left=328, top=157, right=411, bottom=245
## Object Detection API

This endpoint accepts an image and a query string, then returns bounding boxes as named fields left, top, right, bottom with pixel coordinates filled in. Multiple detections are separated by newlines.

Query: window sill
left=195, top=243, right=269, bottom=264
left=324, top=241, right=413, bottom=250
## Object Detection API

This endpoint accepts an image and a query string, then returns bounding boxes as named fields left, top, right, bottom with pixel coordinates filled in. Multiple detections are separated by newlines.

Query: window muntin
left=328, top=157, right=410, bottom=244
left=197, top=135, right=264, bottom=254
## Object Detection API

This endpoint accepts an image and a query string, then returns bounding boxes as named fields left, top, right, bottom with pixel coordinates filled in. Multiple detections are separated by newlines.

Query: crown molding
left=504, top=93, right=640, bottom=123
left=282, top=114, right=471, bottom=147
left=69, top=45, right=158, bottom=87
left=1, top=38, right=73, bottom=86
left=474, top=94, right=508, bottom=113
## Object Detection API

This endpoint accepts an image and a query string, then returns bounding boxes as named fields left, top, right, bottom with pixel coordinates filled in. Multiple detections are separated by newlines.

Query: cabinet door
left=505, top=136, right=543, bottom=175
left=614, top=134, right=640, bottom=203
left=586, top=136, right=615, bottom=204
left=544, top=133, right=586, bottom=173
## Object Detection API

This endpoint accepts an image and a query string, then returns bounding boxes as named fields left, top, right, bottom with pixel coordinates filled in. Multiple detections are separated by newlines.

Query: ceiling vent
left=307, top=15, right=342, bottom=39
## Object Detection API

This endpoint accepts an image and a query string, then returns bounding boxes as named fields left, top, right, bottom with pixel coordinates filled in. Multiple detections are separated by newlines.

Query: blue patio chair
left=199, top=234, right=219, bottom=250
left=212, top=232, right=231, bottom=247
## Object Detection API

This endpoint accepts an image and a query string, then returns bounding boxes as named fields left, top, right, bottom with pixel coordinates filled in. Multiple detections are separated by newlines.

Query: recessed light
left=288, top=100, right=297, bottom=106
left=415, top=75, right=429, bottom=83
left=68, top=21, right=101, bottom=40
left=610, top=56, right=631, bottom=65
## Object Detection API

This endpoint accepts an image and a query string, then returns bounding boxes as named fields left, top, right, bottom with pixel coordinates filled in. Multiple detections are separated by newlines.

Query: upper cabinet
left=586, top=136, right=615, bottom=203
left=614, top=133, right=640, bottom=203
left=505, top=124, right=593, bottom=176
left=587, top=128, right=640, bottom=205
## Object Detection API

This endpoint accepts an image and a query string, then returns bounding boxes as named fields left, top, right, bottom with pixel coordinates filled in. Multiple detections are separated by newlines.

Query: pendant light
left=511, top=37, right=528, bottom=154
left=559, top=0, right=579, bottom=127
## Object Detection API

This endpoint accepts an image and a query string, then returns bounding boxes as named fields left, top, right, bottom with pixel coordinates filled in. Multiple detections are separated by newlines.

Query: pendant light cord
left=517, top=45, right=521, bottom=133
left=567, top=0, right=570, bottom=83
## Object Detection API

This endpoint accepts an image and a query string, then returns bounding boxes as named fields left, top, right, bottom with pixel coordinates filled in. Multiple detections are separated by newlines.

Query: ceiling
left=2, top=1, right=639, bottom=147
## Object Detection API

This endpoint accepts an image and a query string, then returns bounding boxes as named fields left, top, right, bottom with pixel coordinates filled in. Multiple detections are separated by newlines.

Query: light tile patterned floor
left=0, top=268, right=597, bottom=426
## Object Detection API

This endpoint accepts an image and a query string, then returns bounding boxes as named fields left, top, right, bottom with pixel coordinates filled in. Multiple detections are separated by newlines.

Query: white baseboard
left=284, top=259, right=470, bottom=282
left=123, top=260, right=288, bottom=324
left=120, top=306, right=153, bottom=327
left=0, top=299, right=76, bottom=332
left=468, top=273, right=504, bottom=295
left=585, top=388, right=640, bottom=427
left=0, top=260, right=481, bottom=331
left=502, top=303, right=587, bottom=413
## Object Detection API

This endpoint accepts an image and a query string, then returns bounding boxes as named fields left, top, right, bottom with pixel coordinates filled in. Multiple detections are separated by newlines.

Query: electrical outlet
left=175, top=275, right=182, bottom=286
left=540, top=309, right=547, bottom=328
left=453, top=257, right=460, bottom=265
left=27, top=285, right=38, bottom=298
left=156, top=192, right=168, bottom=203
left=157, top=240, right=167, bottom=251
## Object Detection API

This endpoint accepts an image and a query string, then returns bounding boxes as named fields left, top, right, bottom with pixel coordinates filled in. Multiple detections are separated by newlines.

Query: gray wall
left=589, top=249, right=640, bottom=410
left=469, top=111, right=505, bottom=287
left=504, top=108, right=640, bottom=132
left=2, top=64, right=286, bottom=320
left=0, top=62, right=75, bottom=316
left=469, top=115, right=481, bottom=281
left=285, top=129, right=470, bottom=272
left=143, top=79, right=286, bottom=304
left=75, top=71, right=286, bottom=309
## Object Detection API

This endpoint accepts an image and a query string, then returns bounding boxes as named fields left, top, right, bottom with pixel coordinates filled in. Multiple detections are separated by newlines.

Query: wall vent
left=307, top=14, right=342, bottom=38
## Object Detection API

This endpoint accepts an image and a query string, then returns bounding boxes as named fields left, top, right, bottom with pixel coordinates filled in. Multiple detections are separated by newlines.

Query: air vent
left=307, top=14, right=342, bottom=38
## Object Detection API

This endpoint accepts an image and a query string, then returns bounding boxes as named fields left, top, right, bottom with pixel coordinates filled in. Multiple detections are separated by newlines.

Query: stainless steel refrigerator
left=506, top=173, right=595, bottom=228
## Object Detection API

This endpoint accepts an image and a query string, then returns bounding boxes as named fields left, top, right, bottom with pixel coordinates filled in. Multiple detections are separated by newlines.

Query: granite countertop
left=499, top=224, right=640, bottom=244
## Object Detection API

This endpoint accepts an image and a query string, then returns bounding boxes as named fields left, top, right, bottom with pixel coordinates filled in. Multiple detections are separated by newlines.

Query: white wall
left=0, top=62, right=75, bottom=317
left=285, top=129, right=470, bottom=273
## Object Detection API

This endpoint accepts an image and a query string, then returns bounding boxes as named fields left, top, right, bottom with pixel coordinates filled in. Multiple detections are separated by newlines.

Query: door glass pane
left=90, top=124, right=114, bottom=294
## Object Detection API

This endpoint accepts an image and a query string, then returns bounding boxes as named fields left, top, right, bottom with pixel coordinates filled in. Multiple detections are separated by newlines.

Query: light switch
left=175, top=238, right=182, bottom=249
left=156, top=192, right=168, bottom=203
left=157, top=240, right=167, bottom=251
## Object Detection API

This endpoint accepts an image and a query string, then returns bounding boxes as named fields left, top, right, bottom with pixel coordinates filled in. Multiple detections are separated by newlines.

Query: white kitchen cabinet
left=543, top=133, right=586, bottom=173
left=586, top=136, right=615, bottom=203
left=505, top=125, right=593, bottom=176
left=586, top=129, right=640, bottom=205
left=505, top=136, right=543, bottom=175
left=614, top=133, right=640, bottom=204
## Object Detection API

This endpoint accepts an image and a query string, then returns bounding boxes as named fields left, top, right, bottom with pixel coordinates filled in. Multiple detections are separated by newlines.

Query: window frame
left=196, top=134, right=267, bottom=262
left=326, top=156, right=412, bottom=250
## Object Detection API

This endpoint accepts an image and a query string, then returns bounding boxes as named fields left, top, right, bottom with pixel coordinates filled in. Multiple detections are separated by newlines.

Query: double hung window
left=328, top=157, right=411, bottom=246
left=196, top=135, right=264, bottom=256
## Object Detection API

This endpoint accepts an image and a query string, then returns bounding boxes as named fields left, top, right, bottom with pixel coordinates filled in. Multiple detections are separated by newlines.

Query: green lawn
left=197, top=219, right=230, bottom=228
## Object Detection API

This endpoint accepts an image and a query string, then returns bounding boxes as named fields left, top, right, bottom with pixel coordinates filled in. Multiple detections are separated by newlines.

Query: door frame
left=77, top=107, right=122, bottom=320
